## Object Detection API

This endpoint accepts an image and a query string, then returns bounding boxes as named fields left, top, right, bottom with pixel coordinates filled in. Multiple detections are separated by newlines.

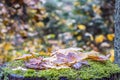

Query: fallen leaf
left=107, top=34, right=114, bottom=41
left=78, top=24, right=86, bottom=30
left=95, top=35, right=105, bottom=43
left=15, top=54, right=34, bottom=60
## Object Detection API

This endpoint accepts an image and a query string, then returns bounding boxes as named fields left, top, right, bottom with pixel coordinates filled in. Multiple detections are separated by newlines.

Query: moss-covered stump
left=0, top=60, right=120, bottom=80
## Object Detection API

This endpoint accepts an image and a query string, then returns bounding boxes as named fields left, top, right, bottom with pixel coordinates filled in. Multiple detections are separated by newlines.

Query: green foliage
left=1, top=60, right=120, bottom=80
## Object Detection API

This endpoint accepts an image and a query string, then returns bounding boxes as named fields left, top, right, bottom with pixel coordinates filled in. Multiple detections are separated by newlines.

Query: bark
left=115, top=0, right=120, bottom=66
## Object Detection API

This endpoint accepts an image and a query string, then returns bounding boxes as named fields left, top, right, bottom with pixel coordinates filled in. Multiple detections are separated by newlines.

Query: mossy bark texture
left=115, top=0, right=120, bottom=66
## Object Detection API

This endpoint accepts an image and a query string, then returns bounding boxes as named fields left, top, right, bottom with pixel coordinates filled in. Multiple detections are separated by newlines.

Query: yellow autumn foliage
left=77, top=36, right=82, bottom=41
left=92, top=5, right=102, bottom=15
left=36, top=22, right=45, bottom=27
left=107, top=34, right=114, bottom=41
left=3, top=42, right=13, bottom=51
left=39, top=51, right=51, bottom=56
left=95, top=35, right=104, bottom=43
left=109, top=49, right=114, bottom=62
left=78, top=24, right=86, bottom=30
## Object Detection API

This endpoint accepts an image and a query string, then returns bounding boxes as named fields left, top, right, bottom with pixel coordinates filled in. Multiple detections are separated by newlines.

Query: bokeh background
left=0, top=0, right=115, bottom=64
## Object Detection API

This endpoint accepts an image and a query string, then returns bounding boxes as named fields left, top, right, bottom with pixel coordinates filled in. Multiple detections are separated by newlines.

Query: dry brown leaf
left=17, top=48, right=110, bottom=70
left=15, top=54, right=34, bottom=60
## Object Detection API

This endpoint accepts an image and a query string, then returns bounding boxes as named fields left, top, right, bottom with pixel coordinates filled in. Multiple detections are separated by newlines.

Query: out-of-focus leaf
left=39, top=51, right=50, bottom=56
left=3, top=42, right=13, bottom=51
left=109, top=49, right=114, bottom=62
left=15, top=54, right=34, bottom=60
left=78, top=24, right=86, bottom=30
left=77, top=36, right=82, bottom=41
left=25, top=57, right=45, bottom=70
left=45, top=34, right=55, bottom=39
left=95, top=35, right=104, bottom=43
left=92, top=5, right=102, bottom=15
left=53, top=47, right=83, bottom=54
left=87, top=51, right=110, bottom=62
left=107, top=34, right=114, bottom=41
left=100, top=42, right=110, bottom=48
left=85, top=33, right=94, bottom=41
left=36, top=22, right=45, bottom=27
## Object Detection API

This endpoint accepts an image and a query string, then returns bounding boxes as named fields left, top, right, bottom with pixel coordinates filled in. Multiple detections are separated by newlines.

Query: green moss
left=1, top=60, right=120, bottom=80
left=7, top=60, right=25, bottom=67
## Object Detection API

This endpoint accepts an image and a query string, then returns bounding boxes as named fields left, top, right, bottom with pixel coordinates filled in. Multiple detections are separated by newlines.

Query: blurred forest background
left=0, top=0, right=115, bottom=64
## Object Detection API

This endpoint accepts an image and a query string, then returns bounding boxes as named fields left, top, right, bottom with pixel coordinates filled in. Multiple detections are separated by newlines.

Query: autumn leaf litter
left=15, top=47, right=110, bottom=70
